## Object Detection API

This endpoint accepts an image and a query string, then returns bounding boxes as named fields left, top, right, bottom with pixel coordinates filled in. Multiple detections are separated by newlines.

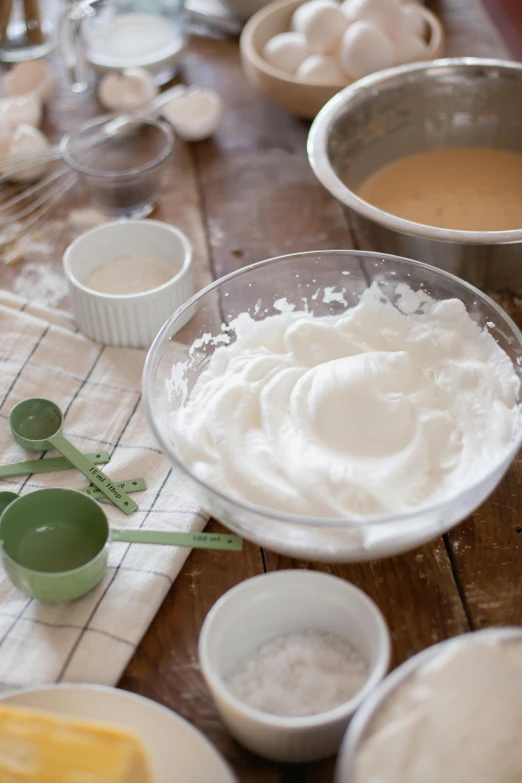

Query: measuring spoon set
left=0, top=397, right=243, bottom=601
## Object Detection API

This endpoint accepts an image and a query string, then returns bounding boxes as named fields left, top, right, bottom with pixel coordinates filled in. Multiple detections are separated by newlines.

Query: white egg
left=400, top=3, right=426, bottom=39
left=291, top=0, right=337, bottom=33
left=1, top=61, right=55, bottom=103
left=301, top=1, right=348, bottom=54
left=339, top=20, right=396, bottom=79
left=0, top=93, right=42, bottom=130
left=162, top=87, right=223, bottom=142
left=98, top=67, right=159, bottom=113
left=263, top=32, right=309, bottom=74
left=0, top=124, right=50, bottom=182
left=341, top=0, right=402, bottom=37
left=296, top=54, right=346, bottom=84
left=394, top=33, right=426, bottom=64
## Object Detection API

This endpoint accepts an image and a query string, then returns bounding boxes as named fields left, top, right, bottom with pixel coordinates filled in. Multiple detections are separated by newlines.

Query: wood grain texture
left=445, top=294, right=522, bottom=631
left=263, top=546, right=470, bottom=668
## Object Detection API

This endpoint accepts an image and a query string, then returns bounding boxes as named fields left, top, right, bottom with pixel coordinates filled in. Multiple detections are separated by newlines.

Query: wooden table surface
left=1, top=1, right=521, bottom=780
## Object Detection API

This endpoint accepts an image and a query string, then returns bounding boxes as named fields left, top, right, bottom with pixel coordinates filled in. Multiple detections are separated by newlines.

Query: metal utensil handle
left=81, top=477, right=146, bottom=498
left=47, top=433, right=138, bottom=515
left=111, top=529, right=243, bottom=550
left=0, top=450, right=110, bottom=478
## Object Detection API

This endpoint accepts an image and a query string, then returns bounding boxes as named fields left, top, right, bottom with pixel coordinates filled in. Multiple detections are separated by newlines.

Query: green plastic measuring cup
left=9, top=399, right=138, bottom=515
left=0, top=489, right=243, bottom=602
left=0, top=492, right=19, bottom=514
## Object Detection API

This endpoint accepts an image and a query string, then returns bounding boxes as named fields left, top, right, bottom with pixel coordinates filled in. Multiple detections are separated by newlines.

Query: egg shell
left=0, top=124, right=50, bottom=182
left=339, top=20, right=396, bottom=79
left=97, top=67, right=159, bottom=113
left=394, top=32, right=426, bottom=64
left=341, top=0, right=402, bottom=37
left=1, top=61, right=55, bottom=103
left=162, top=87, right=223, bottom=142
left=301, top=1, right=348, bottom=55
left=296, top=54, right=346, bottom=84
left=400, top=3, right=426, bottom=39
left=291, top=0, right=338, bottom=33
left=0, top=93, right=42, bottom=130
left=263, top=32, right=309, bottom=74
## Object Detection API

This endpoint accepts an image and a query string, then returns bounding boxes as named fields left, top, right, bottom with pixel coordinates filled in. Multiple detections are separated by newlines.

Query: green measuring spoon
left=0, top=489, right=243, bottom=602
left=0, top=450, right=110, bottom=479
left=81, top=477, right=146, bottom=499
left=0, top=479, right=145, bottom=509
left=9, top=399, right=138, bottom=515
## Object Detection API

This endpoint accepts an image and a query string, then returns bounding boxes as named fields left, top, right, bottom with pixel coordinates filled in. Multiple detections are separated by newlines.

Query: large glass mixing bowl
left=143, top=251, right=522, bottom=562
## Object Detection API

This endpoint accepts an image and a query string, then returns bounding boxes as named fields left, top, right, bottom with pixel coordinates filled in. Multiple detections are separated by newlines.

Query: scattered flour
left=13, top=262, right=68, bottom=307
left=67, top=208, right=108, bottom=229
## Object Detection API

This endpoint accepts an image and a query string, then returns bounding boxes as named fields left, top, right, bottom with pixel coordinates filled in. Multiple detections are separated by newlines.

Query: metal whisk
left=0, top=84, right=186, bottom=265
left=0, top=163, right=77, bottom=265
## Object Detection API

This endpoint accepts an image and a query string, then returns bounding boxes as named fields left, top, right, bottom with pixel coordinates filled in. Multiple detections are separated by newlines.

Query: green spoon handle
left=81, top=477, right=146, bottom=498
left=111, top=529, right=243, bottom=550
left=47, top=433, right=138, bottom=515
left=0, top=451, right=110, bottom=479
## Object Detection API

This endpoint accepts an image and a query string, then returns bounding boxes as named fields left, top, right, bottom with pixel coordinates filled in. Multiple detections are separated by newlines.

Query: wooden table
left=1, top=1, right=521, bottom=780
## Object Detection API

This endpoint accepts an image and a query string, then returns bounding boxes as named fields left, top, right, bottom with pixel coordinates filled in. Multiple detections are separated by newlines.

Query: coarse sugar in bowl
left=143, top=249, right=522, bottom=563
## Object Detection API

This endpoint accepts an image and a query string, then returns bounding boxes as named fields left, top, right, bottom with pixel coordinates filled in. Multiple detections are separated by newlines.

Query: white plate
left=0, top=684, right=237, bottom=783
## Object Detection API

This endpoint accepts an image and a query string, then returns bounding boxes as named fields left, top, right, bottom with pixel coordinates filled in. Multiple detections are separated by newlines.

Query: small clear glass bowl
left=61, top=116, right=174, bottom=219
left=143, top=250, right=522, bottom=563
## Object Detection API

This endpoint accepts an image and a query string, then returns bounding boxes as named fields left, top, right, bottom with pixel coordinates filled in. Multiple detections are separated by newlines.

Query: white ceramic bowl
left=335, top=626, right=522, bottom=782
left=198, top=570, right=391, bottom=763
left=63, top=219, right=194, bottom=349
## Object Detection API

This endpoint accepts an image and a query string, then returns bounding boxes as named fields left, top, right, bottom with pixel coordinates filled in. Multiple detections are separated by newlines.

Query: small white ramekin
left=63, top=219, right=194, bottom=349
left=198, top=570, right=390, bottom=763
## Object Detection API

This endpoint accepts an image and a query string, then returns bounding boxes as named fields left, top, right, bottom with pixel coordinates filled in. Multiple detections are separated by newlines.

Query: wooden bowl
left=240, top=0, right=445, bottom=119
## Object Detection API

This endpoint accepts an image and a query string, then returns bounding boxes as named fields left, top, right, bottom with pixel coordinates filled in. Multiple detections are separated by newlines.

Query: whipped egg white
left=168, top=284, right=521, bottom=519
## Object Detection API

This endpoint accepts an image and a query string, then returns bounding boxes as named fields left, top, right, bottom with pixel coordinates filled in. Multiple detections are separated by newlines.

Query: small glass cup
left=60, top=116, right=174, bottom=220
left=0, top=0, right=56, bottom=63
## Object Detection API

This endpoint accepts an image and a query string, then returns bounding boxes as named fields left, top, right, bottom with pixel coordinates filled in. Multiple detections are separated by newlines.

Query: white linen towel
left=0, top=292, right=207, bottom=690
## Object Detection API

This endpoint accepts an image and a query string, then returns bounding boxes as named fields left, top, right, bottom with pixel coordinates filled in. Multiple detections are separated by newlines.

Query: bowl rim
left=335, top=626, right=522, bottom=782
left=62, top=219, right=193, bottom=301
left=198, top=569, right=391, bottom=729
left=308, top=57, right=522, bottom=244
left=240, top=0, right=442, bottom=90
left=142, top=248, right=522, bottom=531
left=60, top=115, right=174, bottom=179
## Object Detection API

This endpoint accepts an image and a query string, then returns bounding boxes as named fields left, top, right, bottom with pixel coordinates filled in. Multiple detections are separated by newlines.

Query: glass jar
left=0, top=0, right=57, bottom=63
left=59, top=0, right=188, bottom=93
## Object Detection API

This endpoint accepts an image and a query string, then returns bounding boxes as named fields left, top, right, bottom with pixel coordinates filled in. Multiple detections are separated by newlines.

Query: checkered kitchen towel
left=0, top=292, right=207, bottom=689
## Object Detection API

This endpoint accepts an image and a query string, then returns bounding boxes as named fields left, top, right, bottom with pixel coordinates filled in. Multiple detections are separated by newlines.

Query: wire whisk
left=0, top=164, right=77, bottom=265
left=0, top=84, right=187, bottom=265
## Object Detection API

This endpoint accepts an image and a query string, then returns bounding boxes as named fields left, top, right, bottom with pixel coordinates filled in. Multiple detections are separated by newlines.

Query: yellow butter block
left=0, top=703, right=155, bottom=782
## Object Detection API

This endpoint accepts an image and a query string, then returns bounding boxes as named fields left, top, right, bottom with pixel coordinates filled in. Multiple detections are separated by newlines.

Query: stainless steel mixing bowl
left=308, top=58, right=522, bottom=291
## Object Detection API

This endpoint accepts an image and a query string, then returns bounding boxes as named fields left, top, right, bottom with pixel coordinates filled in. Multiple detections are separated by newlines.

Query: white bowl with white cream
left=199, top=570, right=390, bottom=763
left=336, top=626, right=522, bottom=783
left=63, top=220, right=193, bottom=349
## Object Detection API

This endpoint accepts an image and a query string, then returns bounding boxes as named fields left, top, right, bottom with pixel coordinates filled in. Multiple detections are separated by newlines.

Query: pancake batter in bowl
left=169, top=283, right=521, bottom=520
left=358, top=147, right=522, bottom=231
